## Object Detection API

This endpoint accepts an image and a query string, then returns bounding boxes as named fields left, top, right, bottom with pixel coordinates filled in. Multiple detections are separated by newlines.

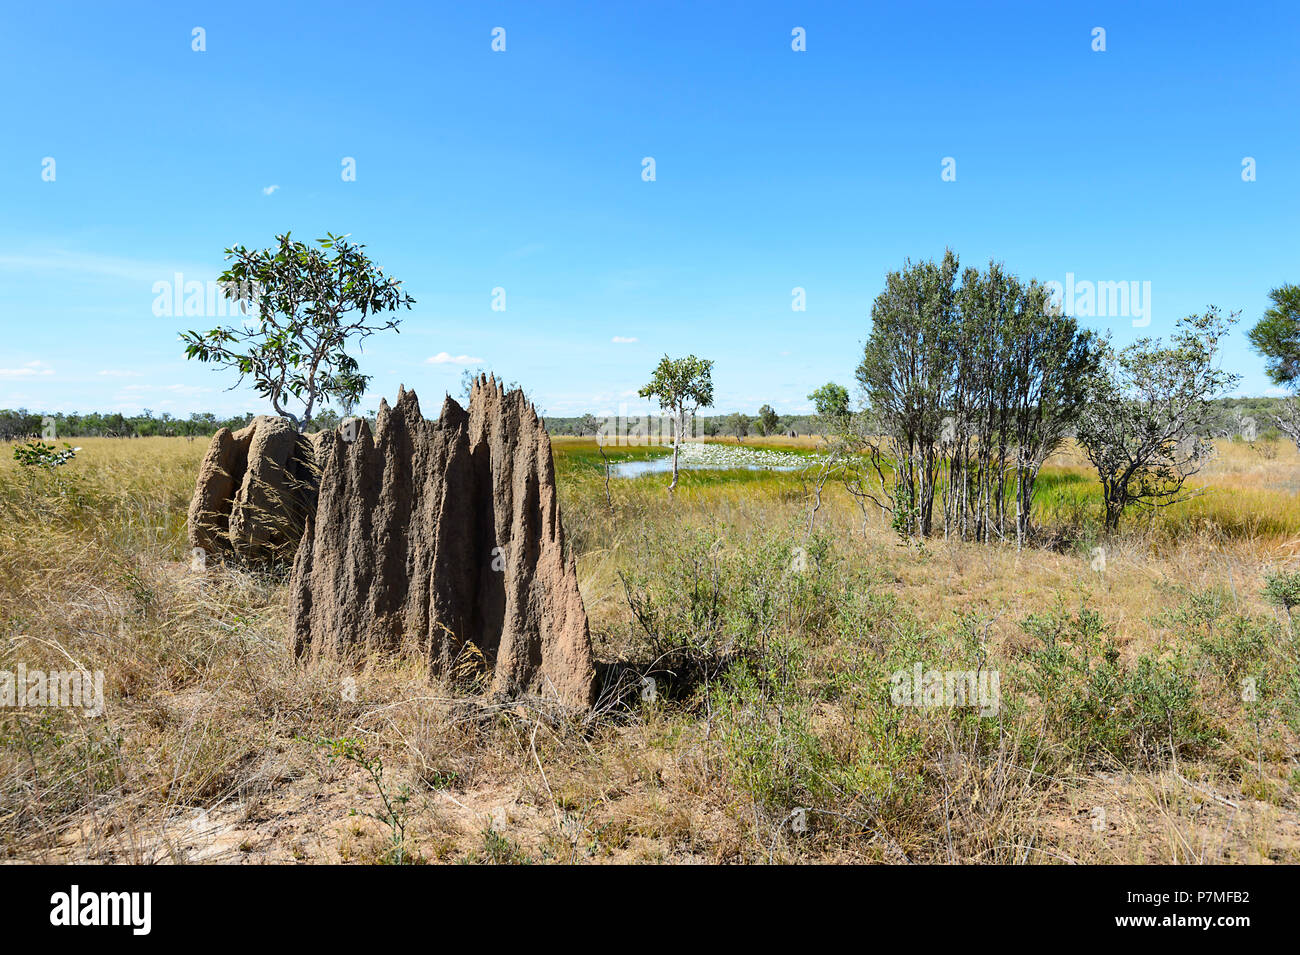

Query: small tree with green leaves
left=725, top=412, right=750, bottom=443
left=1246, top=284, right=1300, bottom=449
left=1247, top=284, right=1300, bottom=386
left=181, top=233, right=415, bottom=433
left=807, top=382, right=850, bottom=426
left=638, top=354, right=715, bottom=491
left=1076, top=308, right=1240, bottom=532
left=756, top=404, right=779, bottom=437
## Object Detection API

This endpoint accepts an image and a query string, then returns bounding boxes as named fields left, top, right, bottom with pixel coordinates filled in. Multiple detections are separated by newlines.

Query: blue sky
left=2, top=0, right=1297, bottom=419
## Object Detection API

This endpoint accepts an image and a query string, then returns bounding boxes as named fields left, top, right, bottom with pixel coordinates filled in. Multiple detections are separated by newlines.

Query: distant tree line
left=5, top=394, right=1281, bottom=446
left=0, top=409, right=262, bottom=441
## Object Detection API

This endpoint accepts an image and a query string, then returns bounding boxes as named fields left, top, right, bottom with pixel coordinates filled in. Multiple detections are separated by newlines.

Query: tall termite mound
left=288, top=377, right=596, bottom=709
left=186, top=415, right=324, bottom=562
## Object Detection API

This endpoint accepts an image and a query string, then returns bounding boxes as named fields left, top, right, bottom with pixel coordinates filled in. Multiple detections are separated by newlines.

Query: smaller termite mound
left=186, top=416, right=325, bottom=563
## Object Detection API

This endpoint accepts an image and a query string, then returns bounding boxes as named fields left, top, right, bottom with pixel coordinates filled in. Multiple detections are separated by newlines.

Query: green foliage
left=756, top=404, right=779, bottom=436
left=314, top=736, right=417, bottom=864
left=713, top=649, right=837, bottom=810
left=857, top=252, right=1098, bottom=542
left=1160, top=589, right=1300, bottom=777
left=711, top=580, right=928, bottom=818
left=638, top=354, right=715, bottom=418
left=181, top=233, right=414, bottom=432
left=308, top=407, right=342, bottom=433
left=1246, top=283, right=1300, bottom=386
left=616, top=527, right=937, bottom=828
left=890, top=483, right=920, bottom=544
left=467, top=826, right=532, bottom=865
left=1016, top=607, right=1218, bottom=766
left=0, top=408, right=257, bottom=439
left=725, top=412, right=750, bottom=439
left=1263, top=570, right=1300, bottom=614
left=638, top=353, right=716, bottom=488
left=1200, top=615, right=1271, bottom=680
left=619, top=526, right=787, bottom=679
left=808, top=382, right=850, bottom=421
left=1076, top=308, right=1240, bottom=531
left=13, top=440, right=78, bottom=469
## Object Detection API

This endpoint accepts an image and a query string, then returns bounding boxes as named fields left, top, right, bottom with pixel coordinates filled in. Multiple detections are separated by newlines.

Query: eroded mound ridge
left=287, top=378, right=595, bottom=709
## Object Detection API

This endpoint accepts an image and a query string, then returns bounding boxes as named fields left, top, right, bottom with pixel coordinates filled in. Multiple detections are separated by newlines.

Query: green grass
left=550, top=438, right=670, bottom=475
left=556, top=436, right=1300, bottom=545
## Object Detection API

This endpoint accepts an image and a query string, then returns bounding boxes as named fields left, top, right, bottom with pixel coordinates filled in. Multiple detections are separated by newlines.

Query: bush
left=13, top=440, right=78, bottom=469
left=617, top=524, right=829, bottom=688
left=1017, top=606, right=1219, bottom=766
left=1263, top=570, right=1300, bottom=618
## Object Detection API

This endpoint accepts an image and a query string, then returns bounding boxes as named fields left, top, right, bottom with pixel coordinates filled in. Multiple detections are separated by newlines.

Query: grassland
left=2, top=434, right=1299, bottom=863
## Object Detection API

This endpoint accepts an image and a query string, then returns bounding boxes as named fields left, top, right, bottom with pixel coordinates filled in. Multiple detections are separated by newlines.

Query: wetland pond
left=607, top=443, right=818, bottom=478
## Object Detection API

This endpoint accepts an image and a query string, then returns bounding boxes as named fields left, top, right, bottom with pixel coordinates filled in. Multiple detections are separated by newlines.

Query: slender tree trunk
left=667, top=411, right=681, bottom=492
left=598, top=438, right=613, bottom=509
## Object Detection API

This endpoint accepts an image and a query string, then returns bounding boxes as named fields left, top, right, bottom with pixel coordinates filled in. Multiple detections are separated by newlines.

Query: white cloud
left=426, top=352, right=484, bottom=365
left=262, top=185, right=280, bottom=196
left=611, top=336, right=638, bottom=344
left=0, top=360, right=54, bottom=378
left=118, top=383, right=208, bottom=396
left=0, top=248, right=211, bottom=283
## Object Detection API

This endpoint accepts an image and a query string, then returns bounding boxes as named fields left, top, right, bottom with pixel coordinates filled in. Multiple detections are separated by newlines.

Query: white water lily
left=675, top=442, right=819, bottom=470
left=613, top=441, right=823, bottom=477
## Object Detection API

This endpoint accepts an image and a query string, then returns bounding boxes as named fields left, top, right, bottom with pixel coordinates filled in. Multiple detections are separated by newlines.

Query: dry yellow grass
left=1, top=434, right=1297, bottom=864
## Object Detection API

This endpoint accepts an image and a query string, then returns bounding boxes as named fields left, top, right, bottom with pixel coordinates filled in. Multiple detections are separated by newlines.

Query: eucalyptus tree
left=857, top=252, right=1098, bottom=543
left=181, top=233, right=414, bottom=433
left=856, top=251, right=960, bottom=536
left=1001, top=282, right=1098, bottom=544
left=726, top=412, right=751, bottom=442
left=1273, top=398, right=1300, bottom=450
left=807, top=381, right=850, bottom=427
left=949, top=265, right=1098, bottom=544
left=638, top=354, right=715, bottom=491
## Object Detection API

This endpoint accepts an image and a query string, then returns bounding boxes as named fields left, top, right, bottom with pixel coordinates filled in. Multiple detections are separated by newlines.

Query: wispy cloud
left=611, top=336, right=638, bottom=344
left=118, top=383, right=208, bottom=396
left=0, top=250, right=207, bottom=283
left=426, top=352, right=484, bottom=365
left=0, top=360, right=54, bottom=378
left=262, top=185, right=280, bottom=196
